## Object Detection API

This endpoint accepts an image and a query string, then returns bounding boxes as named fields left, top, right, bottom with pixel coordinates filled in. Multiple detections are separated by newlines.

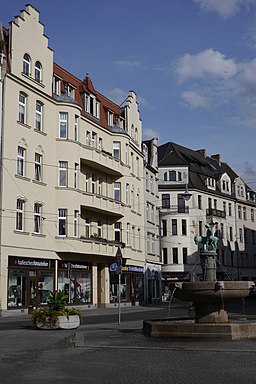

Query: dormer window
left=67, top=84, right=75, bottom=99
left=35, top=61, right=42, bottom=83
left=206, top=177, right=215, bottom=189
left=108, top=111, right=114, bottom=127
left=85, top=94, right=100, bottom=118
left=23, top=53, right=31, bottom=76
left=222, top=180, right=229, bottom=192
left=53, top=76, right=61, bottom=95
left=163, top=170, right=182, bottom=182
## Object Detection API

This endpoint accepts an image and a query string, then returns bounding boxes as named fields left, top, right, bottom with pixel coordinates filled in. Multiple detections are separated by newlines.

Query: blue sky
left=2, top=0, right=256, bottom=188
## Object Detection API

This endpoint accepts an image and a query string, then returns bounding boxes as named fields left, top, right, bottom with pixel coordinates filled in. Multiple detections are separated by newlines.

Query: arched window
left=131, top=124, right=134, bottom=138
left=23, top=54, right=31, bottom=76
left=135, top=127, right=138, bottom=142
left=35, top=61, right=42, bottom=83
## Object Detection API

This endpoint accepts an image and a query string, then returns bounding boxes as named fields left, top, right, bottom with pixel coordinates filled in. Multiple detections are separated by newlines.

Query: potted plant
left=32, top=291, right=81, bottom=330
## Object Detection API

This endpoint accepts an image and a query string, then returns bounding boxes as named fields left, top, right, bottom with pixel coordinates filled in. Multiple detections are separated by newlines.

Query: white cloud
left=175, top=49, right=237, bottom=82
left=143, top=128, right=160, bottom=140
left=113, top=59, right=141, bottom=70
left=107, top=88, right=128, bottom=105
left=181, top=91, right=210, bottom=109
left=193, top=0, right=256, bottom=18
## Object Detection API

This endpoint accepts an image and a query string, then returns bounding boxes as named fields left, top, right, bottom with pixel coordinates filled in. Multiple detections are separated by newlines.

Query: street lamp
left=182, top=184, right=192, bottom=201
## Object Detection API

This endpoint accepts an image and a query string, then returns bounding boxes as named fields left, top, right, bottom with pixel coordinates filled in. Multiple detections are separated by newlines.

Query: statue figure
left=194, top=224, right=218, bottom=254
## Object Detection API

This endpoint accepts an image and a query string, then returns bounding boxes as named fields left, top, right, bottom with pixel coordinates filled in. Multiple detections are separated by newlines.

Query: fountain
left=143, top=225, right=256, bottom=340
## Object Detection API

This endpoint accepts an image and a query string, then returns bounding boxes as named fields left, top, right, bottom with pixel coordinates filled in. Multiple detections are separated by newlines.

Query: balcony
left=160, top=205, right=189, bottom=215
left=206, top=208, right=226, bottom=219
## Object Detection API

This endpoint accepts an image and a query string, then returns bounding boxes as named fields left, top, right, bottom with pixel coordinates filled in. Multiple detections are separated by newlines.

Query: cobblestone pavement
left=1, top=318, right=256, bottom=384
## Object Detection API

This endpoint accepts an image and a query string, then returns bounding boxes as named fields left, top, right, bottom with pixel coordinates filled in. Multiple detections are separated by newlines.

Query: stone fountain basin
left=170, top=281, right=254, bottom=303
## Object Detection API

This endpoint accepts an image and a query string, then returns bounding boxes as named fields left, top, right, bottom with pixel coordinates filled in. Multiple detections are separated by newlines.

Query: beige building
left=0, top=5, right=146, bottom=315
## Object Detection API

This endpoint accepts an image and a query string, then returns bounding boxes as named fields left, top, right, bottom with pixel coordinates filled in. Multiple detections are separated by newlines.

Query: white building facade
left=0, top=5, right=147, bottom=314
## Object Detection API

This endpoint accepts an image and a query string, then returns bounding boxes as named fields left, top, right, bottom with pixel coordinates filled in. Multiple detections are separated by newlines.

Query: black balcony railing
left=206, top=208, right=226, bottom=218
left=161, top=205, right=189, bottom=214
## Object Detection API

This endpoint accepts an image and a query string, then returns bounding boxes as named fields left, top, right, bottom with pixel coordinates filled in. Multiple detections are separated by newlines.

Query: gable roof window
left=23, top=53, right=31, bottom=76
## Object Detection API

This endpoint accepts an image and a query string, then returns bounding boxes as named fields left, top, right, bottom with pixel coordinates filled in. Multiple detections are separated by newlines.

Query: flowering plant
left=32, top=291, right=81, bottom=328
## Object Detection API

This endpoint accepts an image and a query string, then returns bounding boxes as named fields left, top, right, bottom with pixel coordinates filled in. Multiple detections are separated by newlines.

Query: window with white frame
left=86, top=131, right=90, bottom=146
left=98, top=220, right=102, bottom=237
left=34, top=203, right=41, bottom=234
left=99, top=137, right=103, bottom=151
left=67, top=84, right=75, bottom=98
left=23, top=53, right=31, bottom=76
left=19, top=92, right=26, bottom=124
left=59, top=161, right=68, bottom=187
left=126, top=223, right=130, bottom=245
left=74, top=115, right=78, bottom=141
left=85, top=218, right=90, bottom=237
left=134, top=128, right=138, bottom=142
left=17, top=146, right=25, bottom=176
left=108, top=111, right=114, bottom=127
left=114, top=182, right=121, bottom=201
left=251, top=209, right=255, bottom=222
left=98, top=178, right=102, bottom=195
left=238, top=205, right=242, bottom=219
left=91, top=174, right=96, bottom=194
left=125, top=144, right=129, bottom=164
left=59, top=112, right=68, bottom=139
left=92, top=132, right=97, bottom=148
left=35, top=61, right=42, bottom=83
left=86, top=94, right=100, bottom=118
left=239, top=228, right=243, bottom=242
left=58, top=209, right=67, bottom=236
left=126, top=184, right=129, bottom=205
left=53, top=76, right=61, bottom=95
left=113, top=142, right=121, bottom=160
left=74, top=163, right=79, bottom=189
left=114, top=222, right=121, bottom=242
left=35, top=153, right=42, bottom=182
left=35, top=101, right=43, bottom=131
left=146, top=172, right=149, bottom=190
left=74, top=210, right=79, bottom=237
left=16, top=199, right=25, bottom=231
left=85, top=173, right=89, bottom=192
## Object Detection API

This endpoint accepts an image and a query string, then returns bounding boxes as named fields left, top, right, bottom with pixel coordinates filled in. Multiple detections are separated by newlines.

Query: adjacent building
left=158, top=142, right=256, bottom=287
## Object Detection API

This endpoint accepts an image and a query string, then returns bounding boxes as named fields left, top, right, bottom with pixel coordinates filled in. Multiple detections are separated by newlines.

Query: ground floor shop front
left=2, top=254, right=145, bottom=314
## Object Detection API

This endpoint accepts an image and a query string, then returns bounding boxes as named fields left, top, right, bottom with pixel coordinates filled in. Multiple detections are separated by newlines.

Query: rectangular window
left=199, top=221, right=203, bottom=236
left=125, top=144, right=129, bottom=165
left=91, top=174, right=96, bottom=194
left=35, top=101, right=42, bottom=131
left=113, top=142, right=121, bottom=160
left=171, top=219, right=177, bottom=235
left=85, top=173, right=89, bottom=193
left=86, top=131, right=90, bottom=146
left=59, top=161, right=68, bottom=187
left=19, top=93, right=26, bottom=124
left=223, top=202, right=226, bottom=213
left=126, top=223, right=130, bottom=245
left=98, top=178, right=102, bottom=195
left=238, top=205, right=242, bottom=219
left=108, top=111, right=114, bottom=126
left=74, top=163, right=79, bottom=189
left=126, top=184, right=130, bottom=205
left=16, top=199, right=24, bottom=231
left=53, top=76, right=60, bottom=95
left=162, top=220, right=167, bottom=236
left=74, top=116, right=78, bottom=141
left=182, top=219, right=187, bottom=236
left=58, top=209, right=67, bottom=236
left=114, top=182, right=121, bottom=201
left=98, top=220, right=102, bottom=238
left=74, top=210, right=79, bottom=237
left=99, top=138, right=103, bottom=151
left=208, top=198, right=212, bottom=209
left=243, top=207, right=247, bottom=221
left=91, top=132, right=97, bottom=148
left=214, top=199, right=217, bottom=209
left=251, top=209, right=255, bottom=222
left=239, top=228, right=243, bottom=242
left=35, top=153, right=42, bottom=182
left=114, top=222, right=121, bottom=242
left=198, top=195, right=202, bottom=209
left=162, top=194, right=170, bottom=209
left=228, top=203, right=232, bottom=216
left=34, top=203, right=41, bottom=234
left=183, top=248, right=188, bottom=264
left=59, top=112, right=68, bottom=139
left=85, top=218, right=90, bottom=238
left=17, top=146, right=25, bottom=176
left=172, top=248, right=178, bottom=264
left=229, top=227, right=233, bottom=241
left=163, top=248, right=168, bottom=265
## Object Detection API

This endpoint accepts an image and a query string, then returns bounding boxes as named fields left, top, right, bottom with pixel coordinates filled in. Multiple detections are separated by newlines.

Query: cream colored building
left=0, top=5, right=146, bottom=315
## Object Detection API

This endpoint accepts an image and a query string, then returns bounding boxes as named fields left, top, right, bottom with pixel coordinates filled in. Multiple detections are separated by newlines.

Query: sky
left=2, top=0, right=256, bottom=188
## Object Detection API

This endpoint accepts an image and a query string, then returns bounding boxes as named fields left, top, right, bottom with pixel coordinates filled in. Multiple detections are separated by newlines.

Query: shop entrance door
left=28, top=275, right=38, bottom=308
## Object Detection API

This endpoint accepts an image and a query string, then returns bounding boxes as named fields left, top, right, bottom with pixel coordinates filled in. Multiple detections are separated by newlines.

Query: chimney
left=196, top=149, right=206, bottom=157
left=211, top=154, right=220, bottom=163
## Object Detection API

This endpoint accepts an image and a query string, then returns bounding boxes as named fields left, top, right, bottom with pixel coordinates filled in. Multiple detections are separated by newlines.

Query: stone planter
left=36, top=315, right=80, bottom=330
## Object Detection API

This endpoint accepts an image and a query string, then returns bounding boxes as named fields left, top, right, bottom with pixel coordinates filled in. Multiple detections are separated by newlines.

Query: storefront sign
left=9, top=256, right=54, bottom=269
left=109, top=263, right=144, bottom=273
left=58, top=261, right=91, bottom=270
